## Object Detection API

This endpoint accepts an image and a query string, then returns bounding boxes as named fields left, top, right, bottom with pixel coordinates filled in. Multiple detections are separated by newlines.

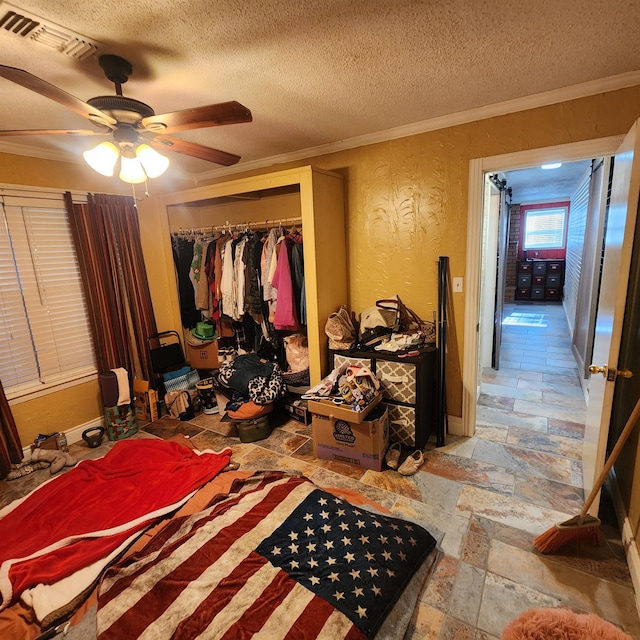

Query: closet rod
left=175, top=216, right=302, bottom=236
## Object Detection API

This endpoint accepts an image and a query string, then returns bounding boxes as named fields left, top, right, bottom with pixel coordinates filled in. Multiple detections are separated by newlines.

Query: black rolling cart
left=330, top=346, right=437, bottom=450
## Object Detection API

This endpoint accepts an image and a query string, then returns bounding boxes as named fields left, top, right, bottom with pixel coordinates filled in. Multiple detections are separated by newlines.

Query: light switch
left=453, top=277, right=463, bottom=293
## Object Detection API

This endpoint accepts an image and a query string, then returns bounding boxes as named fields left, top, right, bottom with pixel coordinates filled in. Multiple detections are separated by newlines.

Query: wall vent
left=0, top=3, right=103, bottom=61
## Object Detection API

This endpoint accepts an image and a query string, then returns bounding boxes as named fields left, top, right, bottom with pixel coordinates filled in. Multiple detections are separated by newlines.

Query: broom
left=534, top=395, right=640, bottom=554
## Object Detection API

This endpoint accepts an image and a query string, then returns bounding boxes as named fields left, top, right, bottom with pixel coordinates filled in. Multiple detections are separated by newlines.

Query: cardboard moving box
left=187, top=340, right=219, bottom=370
left=312, top=404, right=389, bottom=471
left=133, top=379, right=158, bottom=423
left=307, top=392, right=381, bottom=424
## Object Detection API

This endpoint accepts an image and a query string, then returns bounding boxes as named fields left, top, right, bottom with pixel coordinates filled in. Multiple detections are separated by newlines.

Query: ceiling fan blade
left=0, top=129, right=107, bottom=136
left=0, top=65, right=117, bottom=128
left=142, top=101, right=252, bottom=134
left=151, top=135, right=241, bottom=166
left=151, top=136, right=240, bottom=167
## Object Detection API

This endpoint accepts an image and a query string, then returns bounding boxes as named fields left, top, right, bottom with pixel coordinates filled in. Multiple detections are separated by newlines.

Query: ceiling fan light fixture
left=83, top=141, right=119, bottom=177
left=119, top=155, right=147, bottom=184
left=136, top=143, right=169, bottom=178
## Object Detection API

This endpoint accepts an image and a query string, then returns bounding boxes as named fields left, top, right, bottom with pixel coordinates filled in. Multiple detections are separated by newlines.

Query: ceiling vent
left=0, top=3, right=103, bottom=60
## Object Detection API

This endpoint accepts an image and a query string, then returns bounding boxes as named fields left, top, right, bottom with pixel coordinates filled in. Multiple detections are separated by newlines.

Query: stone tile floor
left=2, top=303, right=639, bottom=638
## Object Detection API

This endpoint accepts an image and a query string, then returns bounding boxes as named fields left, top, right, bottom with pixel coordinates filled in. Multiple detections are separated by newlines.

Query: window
left=0, top=189, right=96, bottom=399
left=523, top=207, right=567, bottom=249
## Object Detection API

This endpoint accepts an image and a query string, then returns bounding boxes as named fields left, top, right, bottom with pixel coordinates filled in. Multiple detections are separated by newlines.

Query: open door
left=492, top=183, right=510, bottom=369
left=572, top=158, right=610, bottom=383
left=583, top=120, right=640, bottom=513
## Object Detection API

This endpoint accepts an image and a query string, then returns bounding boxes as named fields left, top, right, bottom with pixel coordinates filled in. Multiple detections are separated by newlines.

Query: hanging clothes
left=271, top=232, right=303, bottom=330
left=171, top=235, right=200, bottom=328
left=220, top=235, right=235, bottom=320
left=290, top=239, right=306, bottom=325
left=189, top=238, right=205, bottom=300
left=175, top=219, right=303, bottom=334
left=203, top=239, right=219, bottom=323
left=195, top=239, right=213, bottom=315
left=232, top=234, right=249, bottom=320
left=243, top=231, right=265, bottom=317
left=262, top=227, right=284, bottom=302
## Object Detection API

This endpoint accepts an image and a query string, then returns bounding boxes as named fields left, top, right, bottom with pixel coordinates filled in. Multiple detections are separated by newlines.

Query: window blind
left=524, top=208, right=567, bottom=249
left=0, top=192, right=96, bottom=395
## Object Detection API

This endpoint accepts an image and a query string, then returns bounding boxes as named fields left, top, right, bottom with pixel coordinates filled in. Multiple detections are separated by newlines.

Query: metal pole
left=437, top=256, right=448, bottom=446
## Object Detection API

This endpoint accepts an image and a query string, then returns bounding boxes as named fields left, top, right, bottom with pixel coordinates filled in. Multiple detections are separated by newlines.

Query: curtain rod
left=174, top=216, right=302, bottom=236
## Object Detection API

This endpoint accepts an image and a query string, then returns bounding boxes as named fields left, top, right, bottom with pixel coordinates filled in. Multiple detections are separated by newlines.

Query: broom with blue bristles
left=534, top=396, right=640, bottom=554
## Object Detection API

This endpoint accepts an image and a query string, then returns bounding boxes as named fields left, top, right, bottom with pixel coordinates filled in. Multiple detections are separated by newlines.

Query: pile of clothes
left=216, top=353, right=287, bottom=420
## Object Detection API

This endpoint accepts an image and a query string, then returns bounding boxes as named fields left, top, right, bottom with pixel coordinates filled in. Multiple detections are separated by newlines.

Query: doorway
left=462, top=135, right=625, bottom=439
left=487, top=159, right=593, bottom=371
left=463, top=125, right=640, bottom=592
left=465, top=127, right=640, bottom=497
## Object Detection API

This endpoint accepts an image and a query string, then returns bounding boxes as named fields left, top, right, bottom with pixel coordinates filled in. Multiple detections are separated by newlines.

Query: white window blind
left=523, top=207, right=567, bottom=249
left=0, top=191, right=96, bottom=396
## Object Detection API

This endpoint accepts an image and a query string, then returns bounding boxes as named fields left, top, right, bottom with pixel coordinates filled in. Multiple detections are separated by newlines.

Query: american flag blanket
left=97, top=472, right=438, bottom=639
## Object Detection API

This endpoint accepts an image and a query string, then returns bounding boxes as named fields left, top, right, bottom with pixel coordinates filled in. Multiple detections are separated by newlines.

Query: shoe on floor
left=397, top=449, right=424, bottom=476
left=384, top=442, right=402, bottom=469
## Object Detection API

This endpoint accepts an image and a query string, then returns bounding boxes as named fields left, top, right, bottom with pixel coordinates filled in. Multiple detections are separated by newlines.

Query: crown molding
left=0, top=139, right=75, bottom=163
left=1, top=71, right=639, bottom=184
left=194, top=70, right=640, bottom=182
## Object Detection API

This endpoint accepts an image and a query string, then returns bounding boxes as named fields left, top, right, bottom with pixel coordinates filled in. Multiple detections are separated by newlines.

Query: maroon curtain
left=0, top=379, right=23, bottom=478
left=64, top=193, right=157, bottom=382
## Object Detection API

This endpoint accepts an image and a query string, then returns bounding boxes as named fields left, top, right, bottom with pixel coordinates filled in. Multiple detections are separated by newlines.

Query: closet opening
left=168, top=188, right=306, bottom=391
left=158, top=165, right=348, bottom=391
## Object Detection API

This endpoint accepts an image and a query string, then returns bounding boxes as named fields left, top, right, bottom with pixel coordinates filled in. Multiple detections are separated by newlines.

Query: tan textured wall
left=174, top=86, right=640, bottom=419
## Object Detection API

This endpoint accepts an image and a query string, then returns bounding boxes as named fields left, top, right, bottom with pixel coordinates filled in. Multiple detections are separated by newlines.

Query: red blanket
left=0, top=439, right=231, bottom=612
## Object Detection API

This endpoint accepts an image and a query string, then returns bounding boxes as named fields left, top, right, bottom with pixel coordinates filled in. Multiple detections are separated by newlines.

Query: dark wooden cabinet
left=330, top=347, right=437, bottom=449
left=515, top=259, right=564, bottom=301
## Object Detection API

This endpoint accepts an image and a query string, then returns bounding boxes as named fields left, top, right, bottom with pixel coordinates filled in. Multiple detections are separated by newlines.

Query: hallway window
left=0, top=189, right=96, bottom=399
left=523, top=206, right=567, bottom=249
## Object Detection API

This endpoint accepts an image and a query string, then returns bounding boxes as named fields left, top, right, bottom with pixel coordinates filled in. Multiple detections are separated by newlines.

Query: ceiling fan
left=0, top=54, right=252, bottom=180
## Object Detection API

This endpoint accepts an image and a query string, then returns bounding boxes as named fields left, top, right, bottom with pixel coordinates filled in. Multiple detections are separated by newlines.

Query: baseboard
left=608, top=473, right=640, bottom=619
left=22, top=416, right=104, bottom=459
left=447, top=414, right=463, bottom=437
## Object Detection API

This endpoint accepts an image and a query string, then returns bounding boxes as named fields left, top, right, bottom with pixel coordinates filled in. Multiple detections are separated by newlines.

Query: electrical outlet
left=453, top=277, right=463, bottom=293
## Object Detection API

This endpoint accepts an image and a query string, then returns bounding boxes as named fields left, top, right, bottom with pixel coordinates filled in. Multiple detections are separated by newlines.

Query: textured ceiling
left=0, top=0, right=639, bottom=181
left=505, top=160, right=592, bottom=203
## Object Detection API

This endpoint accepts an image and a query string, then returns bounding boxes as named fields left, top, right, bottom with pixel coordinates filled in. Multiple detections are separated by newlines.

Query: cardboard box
left=133, top=379, right=158, bottom=423
left=187, top=340, right=219, bottom=370
left=30, top=433, right=60, bottom=453
left=312, top=405, right=389, bottom=471
left=284, top=395, right=312, bottom=425
left=307, top=392, right=381, bottom=424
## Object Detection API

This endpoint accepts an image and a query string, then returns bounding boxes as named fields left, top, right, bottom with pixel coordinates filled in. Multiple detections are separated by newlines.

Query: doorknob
left=588, top=364, right=634, bottom=380
left=588, top=364, right=607, bottom=376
